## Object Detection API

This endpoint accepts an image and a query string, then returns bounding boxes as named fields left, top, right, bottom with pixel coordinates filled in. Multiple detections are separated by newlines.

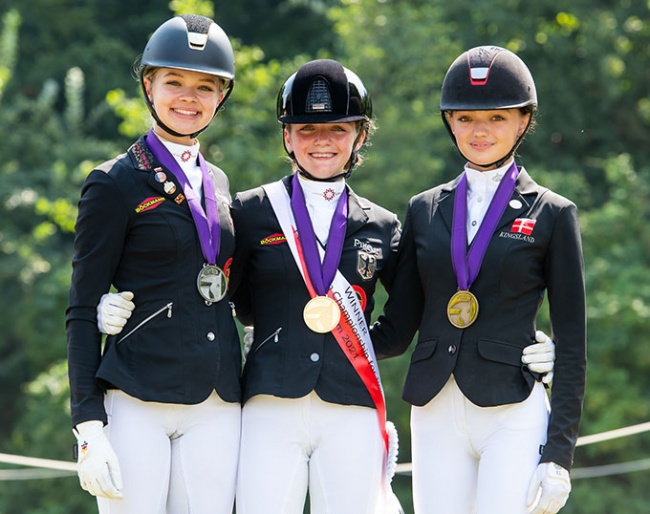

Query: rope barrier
left=574, top=421, right=650, bottom=447
left=1, top=421, right=649, bottom=480
left=394, top=421, right=650, bottom=477
left=0, top=452, right=77, bottom=474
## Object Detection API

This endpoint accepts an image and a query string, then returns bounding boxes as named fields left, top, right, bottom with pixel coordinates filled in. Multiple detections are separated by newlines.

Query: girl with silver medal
left=66, top=15, right=241, bottom=514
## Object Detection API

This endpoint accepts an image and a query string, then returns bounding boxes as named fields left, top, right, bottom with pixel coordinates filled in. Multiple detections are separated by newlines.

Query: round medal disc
left=303, top=296, right=341, bottom=333
left=447, top=290, right=479, bottom=329
left=197, top=265, right=227, bottom=303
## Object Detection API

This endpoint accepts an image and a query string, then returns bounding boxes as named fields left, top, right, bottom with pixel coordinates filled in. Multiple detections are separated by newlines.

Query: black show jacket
left=66, top=136, right=241, bottom=427
left=229, top=176, right=401, bottom=408
left=371, top=168, right=586, bottom=471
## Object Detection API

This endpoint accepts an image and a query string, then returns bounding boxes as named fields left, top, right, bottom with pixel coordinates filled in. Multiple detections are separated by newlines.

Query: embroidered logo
left=357, top=251, right=377, bottom=280
left=510, top=218, right=537, bottom=235
left=135, top=196, right=165, bottom=213
left=323, top=188, right=336, bottom=201
left=260, top=233, right=287, bottom=245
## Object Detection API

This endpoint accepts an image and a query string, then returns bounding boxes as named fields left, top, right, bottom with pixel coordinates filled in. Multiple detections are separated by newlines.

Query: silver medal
left=197, top=264, right=227, bottom=304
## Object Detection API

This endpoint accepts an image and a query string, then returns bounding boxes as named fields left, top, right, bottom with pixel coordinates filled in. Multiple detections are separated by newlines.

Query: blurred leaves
left=0, top=1, right=648, bottom=512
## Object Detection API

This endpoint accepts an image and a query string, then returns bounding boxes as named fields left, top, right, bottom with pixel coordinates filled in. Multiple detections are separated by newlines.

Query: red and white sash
left=263, top=180, right=402, bottom=512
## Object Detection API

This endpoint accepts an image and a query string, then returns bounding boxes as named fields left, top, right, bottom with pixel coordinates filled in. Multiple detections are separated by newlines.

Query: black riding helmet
left=440, top=46, right=537, bottom=168
left=277, top=59, right=373, bottom=181
left=138, top=14, right=235, bottom=139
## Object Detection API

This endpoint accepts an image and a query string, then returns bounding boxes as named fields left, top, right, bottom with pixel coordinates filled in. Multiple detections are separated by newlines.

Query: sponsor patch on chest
left=135, top=196, right=166, bottom=213
left=260, top=233, right=287, bottom=245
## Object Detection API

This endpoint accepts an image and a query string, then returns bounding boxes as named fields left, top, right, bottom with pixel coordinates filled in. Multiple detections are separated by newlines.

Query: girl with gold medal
left=371, top=46, right=586, bottom=514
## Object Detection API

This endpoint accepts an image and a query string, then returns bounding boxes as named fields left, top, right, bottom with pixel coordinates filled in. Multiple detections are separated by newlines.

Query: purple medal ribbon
left=146, top=130, right=221, bottom=265
left=290, top=173, right=348, bottom=296
left=451, top=161, right=519, bottom=290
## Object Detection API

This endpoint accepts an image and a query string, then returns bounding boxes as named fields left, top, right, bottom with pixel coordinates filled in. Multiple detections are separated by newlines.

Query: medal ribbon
left=263, top=180, right=390, bottom=472
left=146, top=131, right=221, bottom=265
left=290, top=173, right=348, bottom=296
left=451, top=161, right=519, bottom=290
left=292, top=213, right=390, bottom=462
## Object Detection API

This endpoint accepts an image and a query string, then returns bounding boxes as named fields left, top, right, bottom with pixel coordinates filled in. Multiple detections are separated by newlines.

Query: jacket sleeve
left=377, top=213, right=402, bottom=293
left=541, top=200, right=587, bottom=470
left=229, top=194, right=254, bottom=326
left=371, top=201, right=424, bottom=359
left=66, top=169, right=129, bottom=427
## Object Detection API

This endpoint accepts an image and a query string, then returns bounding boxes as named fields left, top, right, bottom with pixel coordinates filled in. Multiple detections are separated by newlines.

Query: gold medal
left=303, top=296, right=341, bottom=333
left=447, top=290, right=479, bottom=328
left=197, top=264, right=227, bottom=304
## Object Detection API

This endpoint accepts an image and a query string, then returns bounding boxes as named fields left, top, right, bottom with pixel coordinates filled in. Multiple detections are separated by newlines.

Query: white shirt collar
left=296, top=174, right=346, bottom=244
left=297, top=174, right=346, bottom=208
left=464, top=160, right=513, bottom=195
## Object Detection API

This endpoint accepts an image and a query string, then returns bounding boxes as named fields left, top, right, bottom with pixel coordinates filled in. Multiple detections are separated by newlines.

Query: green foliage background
left=0, top=0, right=648, bottom=512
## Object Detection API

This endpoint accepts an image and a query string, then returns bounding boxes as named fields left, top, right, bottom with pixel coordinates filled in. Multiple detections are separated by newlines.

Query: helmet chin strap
left=465, top=149, right=515, bottom=170
left=289, top=131, right=363, bottom=182
left=153, top=114, right=210, bottom=140
left=455, top=115, right=532, bottom=170
left=293, top=150, right=358, bottom=182
left=142, top=81, right=233, bottom=140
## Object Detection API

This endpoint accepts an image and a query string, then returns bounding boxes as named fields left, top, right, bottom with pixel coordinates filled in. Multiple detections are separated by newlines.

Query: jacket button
left=206, top=332, right=215, bottom=341
left=448, top=344, right=457, bottom=355
left=310, top=353, right=320, bottom=362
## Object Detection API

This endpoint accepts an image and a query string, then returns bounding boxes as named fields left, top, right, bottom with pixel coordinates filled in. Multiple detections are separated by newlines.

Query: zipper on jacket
left=252, top=327, right=282, bottom=355
left=117, top=302, right=173, bottom=344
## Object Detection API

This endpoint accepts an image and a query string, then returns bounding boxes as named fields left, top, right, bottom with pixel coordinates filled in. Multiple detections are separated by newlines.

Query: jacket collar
left=438, top=166, right=540, bottom=235
left=281, top=174, right=369, bottom=237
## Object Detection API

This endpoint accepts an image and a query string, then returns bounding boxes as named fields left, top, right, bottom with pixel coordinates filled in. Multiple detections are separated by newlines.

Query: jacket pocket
left=116, top=302, right=173, bottom=345
left=251, top=327, right=282, bottom=355
left=477, top=338, right=522, bottom=367
left=410, top=338, right=438, bottom=364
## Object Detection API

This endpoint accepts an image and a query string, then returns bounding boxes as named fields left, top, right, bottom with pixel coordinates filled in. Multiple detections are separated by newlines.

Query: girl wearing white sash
left=229, top=59, right=403, bottom=514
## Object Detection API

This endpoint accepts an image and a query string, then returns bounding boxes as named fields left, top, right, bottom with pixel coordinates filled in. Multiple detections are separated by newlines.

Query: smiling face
left=446, top=109, right=530, bottom=170
left=283, top=122, right=365, bottom=180
left=144, top=67, right=225, bottom=145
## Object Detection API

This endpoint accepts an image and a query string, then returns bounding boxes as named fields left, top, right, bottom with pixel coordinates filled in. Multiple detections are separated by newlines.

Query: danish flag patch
left=510, top=218, right=536, bottom=235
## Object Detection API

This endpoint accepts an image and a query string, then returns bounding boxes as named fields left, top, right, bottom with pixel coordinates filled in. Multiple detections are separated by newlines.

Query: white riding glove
left=97, top=291, right=135, bottom=335
left=526, top=462, right=571, bottom=514
left=73, top=420, right=123, bottom=499
left=522, top=330, right=555, bottom=384
left=243, top=326, right=254, bottom=360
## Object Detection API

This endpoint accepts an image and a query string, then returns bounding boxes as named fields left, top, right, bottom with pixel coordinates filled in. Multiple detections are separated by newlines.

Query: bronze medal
left=303, top=296, right=341, bottom=333
left=447, top=290, right=479, bottom=329
left=197, top=264, right=227, bottom=304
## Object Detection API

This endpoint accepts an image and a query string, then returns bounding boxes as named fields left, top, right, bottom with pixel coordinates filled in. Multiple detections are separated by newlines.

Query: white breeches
left=411, top=375, right=549, bottom=514
left=236, top=391, right=384, bottom=514
left=97, top=389, right=240, bottom=514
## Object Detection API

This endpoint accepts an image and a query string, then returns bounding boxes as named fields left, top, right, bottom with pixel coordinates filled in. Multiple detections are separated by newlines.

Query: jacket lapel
left=345, top=187, right=370, bottom=238
left=440, top=167, right=540, bottom=237
left=495, top=167, right=539, bottom=233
